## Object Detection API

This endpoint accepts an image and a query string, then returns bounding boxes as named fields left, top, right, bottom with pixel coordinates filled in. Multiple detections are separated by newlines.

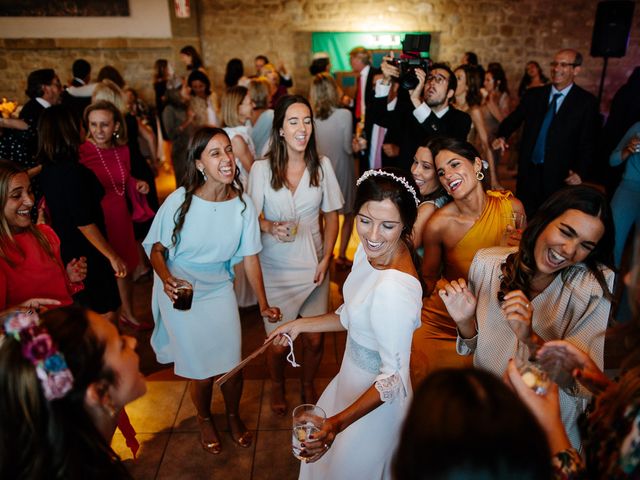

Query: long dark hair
left=462, top=64, right=484, bottom=107
left=37, top=105, right=81, bottom=165
left=224, top=58, right=244, bottom=88
left=0, top=306, right=130, bottom=479
left=0, top=160, right=55, bottom=266
left=518, top=61, right=549, bottom=98
left=500, top=185, right=615, bottom=301
left=353, top=167, right=422, bottom=277
left=427, top=136, right=488, bottom=190
left=180, top=45, right=203, bottom=71
left=486, top=62, right=509, bottom=95
left=394, top=368, right=552, bottom=479
left=187, top=70, right=211, bottom=97
left=266, top=95, right=321, bottom=190
left=416, top=137, right=448, bottom=204
left=171, top=127, right=245, bottom=248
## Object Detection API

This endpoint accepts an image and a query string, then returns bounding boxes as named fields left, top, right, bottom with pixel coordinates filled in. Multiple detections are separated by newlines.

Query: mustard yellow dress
left=411, top=190, right=514, bottom=385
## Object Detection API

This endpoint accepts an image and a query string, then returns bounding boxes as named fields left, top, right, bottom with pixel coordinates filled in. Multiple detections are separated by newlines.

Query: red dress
left=79, top=142, right=139, bottom=272
left=0, top=225, right=74, bottom=309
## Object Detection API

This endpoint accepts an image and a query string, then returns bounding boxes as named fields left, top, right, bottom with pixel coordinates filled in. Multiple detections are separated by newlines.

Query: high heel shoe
left=227, top=413, right=253, bottom=448
left=119, top=315, right=153, bottom=332
left=197, top=415, right=222, bottom=455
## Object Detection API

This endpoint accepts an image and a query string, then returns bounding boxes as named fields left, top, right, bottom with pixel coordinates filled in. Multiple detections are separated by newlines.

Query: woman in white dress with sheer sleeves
left=268, top=168, right=423, bottom=480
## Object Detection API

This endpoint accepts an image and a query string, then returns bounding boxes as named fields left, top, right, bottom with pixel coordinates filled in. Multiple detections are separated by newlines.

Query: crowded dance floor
left=0, top=1, right=639, bottom=478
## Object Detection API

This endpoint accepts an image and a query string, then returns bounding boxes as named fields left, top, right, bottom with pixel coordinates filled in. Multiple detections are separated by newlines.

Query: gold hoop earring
left=476, top=170, right=485, bottom=181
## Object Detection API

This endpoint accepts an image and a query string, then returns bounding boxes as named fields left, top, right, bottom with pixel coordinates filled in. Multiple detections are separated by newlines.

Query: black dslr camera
left=389, top=34, right=432, bottom=90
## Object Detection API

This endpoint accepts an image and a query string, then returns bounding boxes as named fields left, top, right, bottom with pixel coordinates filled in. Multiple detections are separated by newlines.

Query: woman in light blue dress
left=144, top=127, right=280, bottom=455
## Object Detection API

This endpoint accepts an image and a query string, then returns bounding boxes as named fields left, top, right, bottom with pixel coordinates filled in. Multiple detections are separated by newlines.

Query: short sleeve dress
left=300, top=244, right=422, bottom=480
left=247, top=157, right=344, bottom=334
left=142, top=189, right=262, bottom=379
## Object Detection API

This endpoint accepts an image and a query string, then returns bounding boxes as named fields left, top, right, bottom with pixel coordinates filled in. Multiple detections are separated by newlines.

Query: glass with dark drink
left=173, top=280, right=194, bottom=311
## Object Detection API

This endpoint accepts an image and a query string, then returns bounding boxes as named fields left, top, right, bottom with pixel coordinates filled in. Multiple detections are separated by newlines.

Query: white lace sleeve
left=374, top=372, right=404, bottom=403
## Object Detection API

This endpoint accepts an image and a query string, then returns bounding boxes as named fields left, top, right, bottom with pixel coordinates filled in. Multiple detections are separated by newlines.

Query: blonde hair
left=221, top=86, right=248, bottom=128
left=92, top=79, right=126, bottom=113
left=261, top=63, right=280, bottom=86
left=248, top=77, right=270, bottom=110
left=83, top=100, right=128, bottom=146
left=310, top=73, right=339, bottom=120
left=349, top=46, right=371, bottom=65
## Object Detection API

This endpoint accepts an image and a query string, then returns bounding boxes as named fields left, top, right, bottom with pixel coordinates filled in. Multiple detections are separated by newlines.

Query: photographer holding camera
left=370, top=54, right=471, bottom=173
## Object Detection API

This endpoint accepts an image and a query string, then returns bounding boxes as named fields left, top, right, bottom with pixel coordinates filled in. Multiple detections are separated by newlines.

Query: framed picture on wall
left=0, top=1, right=130, bottom=16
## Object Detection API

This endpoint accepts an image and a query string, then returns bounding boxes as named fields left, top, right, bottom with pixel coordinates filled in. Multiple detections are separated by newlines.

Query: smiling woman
left=0, top=160, right=86, bottom=309
left=439, top=185, right=615, bottom=449
left=411, top=136, right=524, bottom=386
left=143, top=127, right=279, bottom=455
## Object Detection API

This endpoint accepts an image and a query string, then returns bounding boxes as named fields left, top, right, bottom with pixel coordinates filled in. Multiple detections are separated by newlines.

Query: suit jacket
left=497, top=84, right=598, bottom=212
left=370, top=87, right=471, bottom=172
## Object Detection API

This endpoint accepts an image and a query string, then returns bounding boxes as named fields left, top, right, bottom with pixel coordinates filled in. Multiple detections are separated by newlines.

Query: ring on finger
left=524, top=303, right=530, bottom=309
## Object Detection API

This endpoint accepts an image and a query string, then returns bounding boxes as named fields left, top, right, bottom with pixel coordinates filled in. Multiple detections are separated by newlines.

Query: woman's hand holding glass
left=270, top=221, right=293, bottom=242
left=537, top=340, right=611, bottom=395
left=162, top=275, right=184, bottom=302
left=66, top=256, right=87, bottom=283
left=438, top=279, right=478, bottom=335
left=297, top=416, right=339, bottom=463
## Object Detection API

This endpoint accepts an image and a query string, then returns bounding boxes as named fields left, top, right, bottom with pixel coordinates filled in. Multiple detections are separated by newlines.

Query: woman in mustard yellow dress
left=411, top=137, right=525, bottom=386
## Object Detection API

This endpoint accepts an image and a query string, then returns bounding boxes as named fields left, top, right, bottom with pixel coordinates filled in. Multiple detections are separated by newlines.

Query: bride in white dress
left=268, top=168, right=423, bottom=479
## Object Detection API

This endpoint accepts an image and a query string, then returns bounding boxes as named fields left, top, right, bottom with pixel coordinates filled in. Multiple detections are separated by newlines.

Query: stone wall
left=198, top=0, right=640, bottom=113
left=0, top=38, right=184, bottom=105
left=0, top=0, right=638, bottom=114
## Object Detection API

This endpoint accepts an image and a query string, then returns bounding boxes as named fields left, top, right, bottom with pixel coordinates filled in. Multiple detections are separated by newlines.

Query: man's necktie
left=531, top=93, right=562, bottom=165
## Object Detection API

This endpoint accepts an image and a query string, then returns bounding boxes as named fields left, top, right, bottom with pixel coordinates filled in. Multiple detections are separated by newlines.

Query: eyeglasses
left=550, top=61, right=577, bottom=69
left=427, top=74, right=448, bottom=85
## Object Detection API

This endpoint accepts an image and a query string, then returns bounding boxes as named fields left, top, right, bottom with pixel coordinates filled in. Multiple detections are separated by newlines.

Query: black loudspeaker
left=591, top=1, right=635, bottom=58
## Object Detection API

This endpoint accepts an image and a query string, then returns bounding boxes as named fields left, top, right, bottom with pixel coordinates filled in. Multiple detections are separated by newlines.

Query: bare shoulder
left=509, top=196, right=525, bottom=215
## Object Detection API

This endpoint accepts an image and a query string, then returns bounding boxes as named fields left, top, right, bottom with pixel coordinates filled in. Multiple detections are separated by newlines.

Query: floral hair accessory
left=3, top=310, right=74, bottom=401
left=356, top=169, right=421, bottom=207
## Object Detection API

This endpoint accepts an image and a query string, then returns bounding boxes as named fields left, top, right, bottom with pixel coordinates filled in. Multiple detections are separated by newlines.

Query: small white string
left=282, top=333, right=301, bottom=367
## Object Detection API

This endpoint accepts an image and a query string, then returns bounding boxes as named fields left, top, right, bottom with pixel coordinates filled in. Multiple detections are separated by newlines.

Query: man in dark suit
left=494, top=49, right=598, bottom=216
left=369, top=58, right=471, bottom=173
left=61, top=58, right=94, bottom=128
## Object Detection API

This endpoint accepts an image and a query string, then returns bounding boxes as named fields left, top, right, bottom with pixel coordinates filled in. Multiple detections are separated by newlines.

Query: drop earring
left=199, top=167, right=208, bottom=181
left=476, top=170, right=485, bottom=181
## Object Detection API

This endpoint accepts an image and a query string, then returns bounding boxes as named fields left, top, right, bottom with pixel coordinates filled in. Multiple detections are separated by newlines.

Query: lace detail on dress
left=374, top=372, right=403, bottom=403
left=347, top=336, right=381, bottom=374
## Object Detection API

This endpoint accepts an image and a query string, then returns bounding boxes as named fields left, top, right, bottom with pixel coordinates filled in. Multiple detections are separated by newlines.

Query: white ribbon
left=282, top=333, right=301, bottom=367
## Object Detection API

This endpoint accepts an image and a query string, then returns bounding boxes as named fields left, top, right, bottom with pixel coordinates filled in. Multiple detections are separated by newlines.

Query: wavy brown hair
left=266, top=95, right=321, bottom=191
left=499, top=185, right=615, bottom=302
left=0, top=160, right=55, bottom=266
left=171, top=127, right=245, bottom=248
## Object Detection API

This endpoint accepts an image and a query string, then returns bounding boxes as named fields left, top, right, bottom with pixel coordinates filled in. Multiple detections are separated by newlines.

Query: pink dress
left=79, top=142, right=139, bottom=271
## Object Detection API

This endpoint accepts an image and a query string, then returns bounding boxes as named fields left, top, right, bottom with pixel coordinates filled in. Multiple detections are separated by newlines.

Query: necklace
left=92, top=142, right=126, bottom=196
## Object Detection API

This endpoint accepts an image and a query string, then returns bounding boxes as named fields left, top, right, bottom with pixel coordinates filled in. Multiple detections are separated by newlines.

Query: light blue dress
left=143, top=188, right=261, bottom=379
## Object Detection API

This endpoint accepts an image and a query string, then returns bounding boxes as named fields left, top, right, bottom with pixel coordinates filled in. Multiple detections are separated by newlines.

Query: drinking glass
left=501, top=212, right=527, bottom=246
left=173, top=279, right=194, bottom=311
left=292, top=404, right=326, bottom=461
left=281, top=215, right=299, bottom=242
